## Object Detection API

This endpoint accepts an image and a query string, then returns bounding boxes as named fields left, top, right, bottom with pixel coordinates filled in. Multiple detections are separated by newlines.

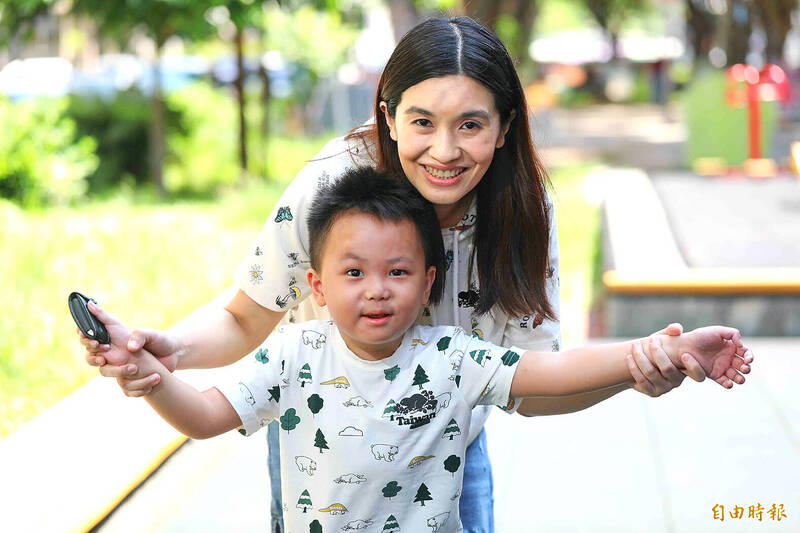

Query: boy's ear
left=421, top=265, right=436, bottom=305
left=307, top=268, right=327, bottom=307
left=379, top=101, right=398, bottom=141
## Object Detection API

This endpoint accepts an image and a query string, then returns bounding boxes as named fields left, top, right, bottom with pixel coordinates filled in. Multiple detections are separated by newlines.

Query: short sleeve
left=216, top=340, right=284, bottom=436
left=234, top=137, right=367, bottom=312
left=444, top=327, right=521, bottom=408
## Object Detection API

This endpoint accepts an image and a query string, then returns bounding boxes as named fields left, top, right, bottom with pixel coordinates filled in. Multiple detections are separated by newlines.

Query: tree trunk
left=511, top=0, right=539, bottom=78
left=460, top=0, right=502, bottom=31
left=685, top=0, right=717, bottom=69
left=754, top=0, right=794, bottom=64
left=234, top=24, right=248, bottom=176
left=387, top=0, right=420, bottom=44
left=720, top=0, right=752, bottom=66
left=149, top=42, right=166, bottom=196
left=259, top=62, right=271, bottom=180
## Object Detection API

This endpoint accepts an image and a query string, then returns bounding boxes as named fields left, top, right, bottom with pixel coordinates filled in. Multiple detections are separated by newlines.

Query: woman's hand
left=626, top=322, right=706, bottom=397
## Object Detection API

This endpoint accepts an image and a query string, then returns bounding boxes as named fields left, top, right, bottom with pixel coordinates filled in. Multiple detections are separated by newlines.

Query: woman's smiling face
left=381, top=74, right=512, bottom=228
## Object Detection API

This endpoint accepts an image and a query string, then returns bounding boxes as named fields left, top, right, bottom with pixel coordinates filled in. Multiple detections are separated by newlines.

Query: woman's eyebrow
left=404, top=106, right=490, bottom=121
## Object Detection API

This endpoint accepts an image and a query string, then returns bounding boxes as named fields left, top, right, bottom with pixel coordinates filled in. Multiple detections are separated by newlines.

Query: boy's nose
left=364, top=279, right=389, bottom=300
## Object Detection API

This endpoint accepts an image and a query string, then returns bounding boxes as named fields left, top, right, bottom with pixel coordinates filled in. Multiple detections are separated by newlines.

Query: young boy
left=115, top=168, right=752, bottom=533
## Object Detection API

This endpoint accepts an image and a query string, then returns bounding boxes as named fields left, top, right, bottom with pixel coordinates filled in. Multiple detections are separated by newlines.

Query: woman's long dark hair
left=347, top=16, right=555, bottom=320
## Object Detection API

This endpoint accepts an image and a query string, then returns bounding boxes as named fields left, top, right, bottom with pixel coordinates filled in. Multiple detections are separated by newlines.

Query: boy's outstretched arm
left=509, top=326, right=753, bottom=398
left=128, top=349, right=241, bottom=440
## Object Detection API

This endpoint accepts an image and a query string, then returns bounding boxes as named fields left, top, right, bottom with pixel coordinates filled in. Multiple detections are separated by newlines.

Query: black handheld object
left=68, top=291, right=110, bottom=344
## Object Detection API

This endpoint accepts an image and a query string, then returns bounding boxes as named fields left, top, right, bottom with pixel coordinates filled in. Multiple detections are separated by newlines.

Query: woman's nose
left=429, top=129, right=460, bottom=162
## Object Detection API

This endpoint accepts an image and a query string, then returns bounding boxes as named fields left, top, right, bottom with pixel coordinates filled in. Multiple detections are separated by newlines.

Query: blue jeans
left=267, top=421, right=494, bottom=533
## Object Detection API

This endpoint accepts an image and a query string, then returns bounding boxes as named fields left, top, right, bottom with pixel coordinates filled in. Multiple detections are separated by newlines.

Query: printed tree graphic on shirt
left=308, top=394, right=324, bottom=417
left=310, top=519, right=323, bottom=533
left=382, top=514, right=400, bottom=533
left=314, top=429, right=329, bottom=454
left=443, top=455, right=461, bottom=477
left=382, top=399, right=397, bottom=421
left=469, top=349, right=491, bottom=367
left=297, top=489, right=313, bottom=513
left=382, top=481, right=402, bottom=500
left=437, top=336, right=451, bottom=353
left=414, top=483, right=433, bottom=506
left=412, top=364, right=430, bottom=390
left=298, top=363, right=312, bottom=387
left=501, top=350, right=520, bottom=366
left=268, top=386, right=281, bottom=403
left=442, top=419, right=461, bottom=440
left=384, top=365, right=400, bottom=382
left=255, top=348, right=269, bottom=363
left=280, top=408, right=300, bottom=433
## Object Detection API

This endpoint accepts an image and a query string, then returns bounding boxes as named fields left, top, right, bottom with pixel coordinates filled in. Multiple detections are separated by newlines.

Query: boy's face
left=307, top=210, right=436, bottom=361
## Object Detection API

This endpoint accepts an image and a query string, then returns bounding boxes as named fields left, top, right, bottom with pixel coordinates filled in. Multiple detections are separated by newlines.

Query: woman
left=82, top=17, right=702, bottom=533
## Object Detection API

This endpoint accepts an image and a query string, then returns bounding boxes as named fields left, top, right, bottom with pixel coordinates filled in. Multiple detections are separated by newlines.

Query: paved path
left=93, top=339, right=799, bottom=533
left=652, top=172, right=800, bottom=268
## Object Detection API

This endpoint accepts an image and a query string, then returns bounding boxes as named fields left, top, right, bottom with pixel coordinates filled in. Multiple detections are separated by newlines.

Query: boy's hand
left=78, top=301, right=179, bottom=396
left=77, top=301, right=133, bottom=367
left=657, top=326, right=754, bottom=389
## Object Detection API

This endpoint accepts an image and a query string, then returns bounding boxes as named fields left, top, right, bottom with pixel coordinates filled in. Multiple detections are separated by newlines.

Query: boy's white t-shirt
left=235, top=135, right=562, bottom=442
left=217, top=320, right=522, bottom=533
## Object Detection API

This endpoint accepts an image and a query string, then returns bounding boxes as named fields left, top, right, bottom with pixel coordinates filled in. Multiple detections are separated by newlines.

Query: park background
left=1, top=1, right=799, bottom=532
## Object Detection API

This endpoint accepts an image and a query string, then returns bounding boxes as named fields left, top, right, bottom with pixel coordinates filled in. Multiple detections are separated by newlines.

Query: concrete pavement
left=89, top=339, right=799, bottom=533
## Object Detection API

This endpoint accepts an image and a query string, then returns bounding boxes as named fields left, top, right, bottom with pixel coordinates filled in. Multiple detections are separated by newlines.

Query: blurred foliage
left=0, top=97, right=98, bottom=207
left=67, top=90, right=184, bottom=192
left=0, top=132, right=325, bottom=437
left=684, top=68, right=778, bottom=166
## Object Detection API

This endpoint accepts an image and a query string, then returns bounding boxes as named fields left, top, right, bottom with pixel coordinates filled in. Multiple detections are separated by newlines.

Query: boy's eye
left=389, top=269, right=407, bottom=276
left=346, top=269, right=363, bottom=277
left=412, top=118, right=432, bottom=127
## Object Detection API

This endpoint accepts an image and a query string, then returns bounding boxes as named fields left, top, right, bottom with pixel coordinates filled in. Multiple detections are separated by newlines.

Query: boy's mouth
left=362, top=311, right=392, bottom=325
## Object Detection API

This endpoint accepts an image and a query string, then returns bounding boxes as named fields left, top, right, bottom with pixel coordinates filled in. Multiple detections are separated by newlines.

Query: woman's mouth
left=423, top=165, right=466, bottom=181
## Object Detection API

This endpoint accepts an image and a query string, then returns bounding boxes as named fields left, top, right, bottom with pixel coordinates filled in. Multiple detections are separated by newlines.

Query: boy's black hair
left=307, top=166, right=445, bottom=306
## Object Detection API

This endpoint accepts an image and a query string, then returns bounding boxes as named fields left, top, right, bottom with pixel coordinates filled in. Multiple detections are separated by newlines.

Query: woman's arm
left=81, top=290, right=285, bottom=396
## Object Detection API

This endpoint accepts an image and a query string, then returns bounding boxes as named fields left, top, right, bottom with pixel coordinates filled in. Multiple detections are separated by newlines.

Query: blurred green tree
left=68, top=0, right=215, bottom=195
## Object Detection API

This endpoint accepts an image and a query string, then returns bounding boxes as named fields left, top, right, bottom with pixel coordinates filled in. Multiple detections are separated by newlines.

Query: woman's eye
left=413, top=118, right=432, bottom=127
left=389, top=269, right=407, bottom=276
left=346, top=269, right=363, bottom=277
left=461, top=121, right=481, bottom=130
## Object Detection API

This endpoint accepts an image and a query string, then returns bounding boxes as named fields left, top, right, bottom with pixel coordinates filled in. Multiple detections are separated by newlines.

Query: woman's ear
left=495, top=109, right=516, bottom=149
left=379, top=101, right=398, bottom=141
left=307, top=268, right=327, bottom=307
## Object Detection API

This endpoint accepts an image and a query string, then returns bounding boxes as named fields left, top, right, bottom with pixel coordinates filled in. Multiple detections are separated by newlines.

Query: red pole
left=747, top=81, right=760, bottom=159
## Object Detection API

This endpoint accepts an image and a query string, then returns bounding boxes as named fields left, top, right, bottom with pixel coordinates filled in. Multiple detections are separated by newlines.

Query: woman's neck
left=434, top=193, right=474, bottom=229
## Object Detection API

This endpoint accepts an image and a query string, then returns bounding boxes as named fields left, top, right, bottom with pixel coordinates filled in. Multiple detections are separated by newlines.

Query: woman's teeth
left=425, top=166, right=464, bottom=179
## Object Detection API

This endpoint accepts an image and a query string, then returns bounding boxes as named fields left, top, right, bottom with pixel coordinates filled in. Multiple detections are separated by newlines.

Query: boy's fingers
left=85, top=353, right=107, bottom=367
left=680, top=353, right=706, bottom=382
left=714, top=375, right=734, bottom=389
left=86, top=300, right=121, bottom=326
left=117, top=374, right=160, bottom=395
left=726, top=368, right=745, bottom=384
left=99, top=364, right=138, bottom=378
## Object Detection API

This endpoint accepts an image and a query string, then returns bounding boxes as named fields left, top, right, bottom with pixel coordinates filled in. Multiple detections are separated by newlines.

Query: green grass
left=0, top=135, right=328, bottom=437
left=548, top=163, right=603, bottom=345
